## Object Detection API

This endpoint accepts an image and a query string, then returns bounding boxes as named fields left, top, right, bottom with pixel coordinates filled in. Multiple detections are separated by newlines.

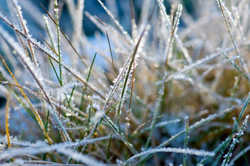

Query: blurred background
left=0, top=0, right=196, bottom=38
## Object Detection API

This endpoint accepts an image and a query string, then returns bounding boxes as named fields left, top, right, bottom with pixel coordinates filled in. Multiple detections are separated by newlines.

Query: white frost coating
left=0, top=17, right=72, bottom=141
left=56, top=82, right=81, bottom=94
left=1, top=137, right=46, bottom=147
left=12, top=0, right=39, bottom=66
left=43, top=15, right=57, bottom=49
left=0, top=26, right=43, bottom=86
left=104, top=56, right=131, bottom=110
left=159, top=106, right=236, bottom=147
left=166, top=3, right=183, bottom=61
left=171, top=74, right=194, bottom=84
left=113, top=25, right=151, bottom=116
left=216, top=0, right=249, bottom=75
left=216, top=0, right=237, bottom=27
left=126, top=147, right=214, bottom=163
left=12, top=0, right=30, bottom=34
left=158, top=0, right=191, bottom=64
left=133, top=25, right=151, bottom=68
left=141, top=119, right=181, bottom=133
left=174, top=4, right=183, bottom=27
left=166, top=47, right=235, bottom=82
left=57, top=148, right=106, bottom=166
left=1, top=159, right=24, bottom=166
left=28, top=36, right=58, bottom=60
left=222, top=115, right=249, bottom=166
left=0, top=136, right=113, bottom=160
left=97, top=0, right=132, bottom=45
left=92, top=110, right=105, bottom=124
left=105, top=25, right=150, bottom=113
left=157, top=0, right=171, bottom=29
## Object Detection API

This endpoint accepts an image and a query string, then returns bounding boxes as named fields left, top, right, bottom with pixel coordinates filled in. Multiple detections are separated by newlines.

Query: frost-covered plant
left=0, top=0, right=249, bottom=165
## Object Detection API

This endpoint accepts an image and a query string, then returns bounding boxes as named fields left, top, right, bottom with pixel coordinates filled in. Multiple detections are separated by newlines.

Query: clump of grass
left=0, top=0, right=249, bottom=165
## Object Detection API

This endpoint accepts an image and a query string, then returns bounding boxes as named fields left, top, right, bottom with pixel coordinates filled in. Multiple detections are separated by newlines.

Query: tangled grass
left=0, top=0, right=249, bottom=165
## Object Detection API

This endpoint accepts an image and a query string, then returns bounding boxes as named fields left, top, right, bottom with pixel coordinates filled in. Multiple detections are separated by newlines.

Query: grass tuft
left=0, top=0, right=249, bottom=165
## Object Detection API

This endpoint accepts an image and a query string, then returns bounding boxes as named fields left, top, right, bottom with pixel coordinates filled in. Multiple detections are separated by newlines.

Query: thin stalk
left=80, top=53, right=97, bottom=109
left=87, top=53, right=97, bottom=82
left=12, top=0, right=37, bottom=65
left=106, top=32, right=116, bottom=73
left=238, top=93, right=250, bottom=122
left=44, top=16, right=61, bottom=85
left=54, top=0, right=63, bottom=86
left=116, top=27, right=146, bottom=121
left=40, top=3, right=88, bottom=66
left=216, top=0, right=248, bottom=75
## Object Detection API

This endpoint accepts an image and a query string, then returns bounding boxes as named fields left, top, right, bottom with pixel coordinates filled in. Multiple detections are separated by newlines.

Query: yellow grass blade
left=0, top=56, right=53, bottom=144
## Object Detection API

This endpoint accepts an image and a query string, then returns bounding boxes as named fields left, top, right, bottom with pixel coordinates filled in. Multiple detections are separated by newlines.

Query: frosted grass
left=126, top=147, right=214, bottom=163
left=0, top=24, right=71, bottom=141
left=116, top=25, right=150, bottom=118
left=165, top=3, right=183, bottom=62
left=137, top=106, right=237, bottom=164
left=97, top=0, right=132, bottom=45
left=0, top=14, right=105, bottom=99
left=0, top=0, right=249, bottom=165
left=159, top=106, right=236, bottom=147
left=11, top=0, right=37, bottom=66
left=0, top=135, right=114, bottom=161
left=222, top=115, right=249, bottom=166
left=0, top=26, right=43, bottom=84
left=57, top=148, right=106, bottom=166
left=165, top=46, right=241, bottom=83
left=216, top=0, right=249, bottom=75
